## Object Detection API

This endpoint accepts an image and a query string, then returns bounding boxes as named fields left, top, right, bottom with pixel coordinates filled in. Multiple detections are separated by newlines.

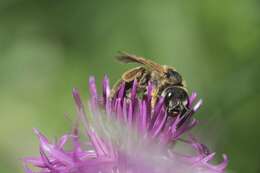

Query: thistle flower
left=23, top=75, right=228, bottom=173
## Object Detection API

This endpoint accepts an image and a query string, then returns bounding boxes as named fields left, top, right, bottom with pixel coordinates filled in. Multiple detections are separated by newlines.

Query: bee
left=111, top=52, right=190, bottom=116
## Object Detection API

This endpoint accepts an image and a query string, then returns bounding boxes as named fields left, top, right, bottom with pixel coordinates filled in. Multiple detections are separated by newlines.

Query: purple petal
left=140, top=101, right=148, bottom=133
left=128, top=100, right=133, bottom=125
left=33, top=129, right=74, bottom=167
left=88, top=130, right=109, bottom=157
left=193, top=99, right=203, bottom=112
left=72, top=88, right=89, bottom=132
left=89, top=76, right=98, bottom=99
left=131, top=80, right=138, bottom=102
left=39, top=148, right=53, bottom=169
left=122, top=99, right=128, bottom=123
left=56, top=135, right=69, bottom=149
left=117, top=82, right=125, bottom=100
left=23, top=164, right=34, bottom=173
left=188, top=92, right=197, bottom=107
left=102, top=75, right=110, bottom=103
left=151, top=111, right=167, bottom=138
left=116, top=98, right=123, bottom=120
left=149, top=97, right=165, bottom=129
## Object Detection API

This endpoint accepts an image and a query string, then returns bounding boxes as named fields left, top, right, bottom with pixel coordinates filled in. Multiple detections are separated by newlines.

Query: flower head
left=23, top=75, right=228, bottom=173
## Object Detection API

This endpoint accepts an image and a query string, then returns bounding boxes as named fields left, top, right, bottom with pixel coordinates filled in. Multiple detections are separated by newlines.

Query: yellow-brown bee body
left=111, top=52, right=189, bottom=116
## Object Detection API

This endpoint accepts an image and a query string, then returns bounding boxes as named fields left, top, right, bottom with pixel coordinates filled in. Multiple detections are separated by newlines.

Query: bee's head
left=164, top=68, right=183, bottom=85
left=162, top=86, right=189, bottom=116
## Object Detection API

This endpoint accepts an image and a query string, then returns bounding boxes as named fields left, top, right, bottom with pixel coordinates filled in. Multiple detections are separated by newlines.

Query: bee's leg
left=151, top=88, right=160, bottom=109
left=139, top=71, right=151, bottom=88
left=110, top=78, right=136, bottom=100
left=110, top=79, right=125, bottom=99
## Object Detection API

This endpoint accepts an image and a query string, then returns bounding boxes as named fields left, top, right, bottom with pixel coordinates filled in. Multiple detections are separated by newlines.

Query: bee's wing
left=122, top=66, right=145, bottom=82
left=117, top=52, right=166, bottom=73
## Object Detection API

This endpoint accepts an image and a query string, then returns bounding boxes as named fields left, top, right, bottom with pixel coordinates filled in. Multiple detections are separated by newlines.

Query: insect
left=111, top=52, right=190, bottom=116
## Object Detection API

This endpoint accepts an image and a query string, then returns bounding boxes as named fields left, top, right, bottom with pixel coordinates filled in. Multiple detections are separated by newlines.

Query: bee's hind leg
left=110, top=79, right=125, bottom=99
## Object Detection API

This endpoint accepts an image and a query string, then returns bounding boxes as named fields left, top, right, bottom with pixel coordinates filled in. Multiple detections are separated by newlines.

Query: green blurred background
left=0, top=0, right=259, bottom=173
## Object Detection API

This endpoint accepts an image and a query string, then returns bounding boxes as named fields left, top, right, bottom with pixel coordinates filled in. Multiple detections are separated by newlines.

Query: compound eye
left=176, top=88, right=189, bottom=107
left=166, top=70, right=182, bottom=84
left=162, top=86, right=189, bottom=115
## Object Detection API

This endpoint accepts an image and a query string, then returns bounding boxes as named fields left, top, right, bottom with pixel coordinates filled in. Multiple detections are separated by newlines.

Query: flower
left=23, top=75, right=228, bottom=173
